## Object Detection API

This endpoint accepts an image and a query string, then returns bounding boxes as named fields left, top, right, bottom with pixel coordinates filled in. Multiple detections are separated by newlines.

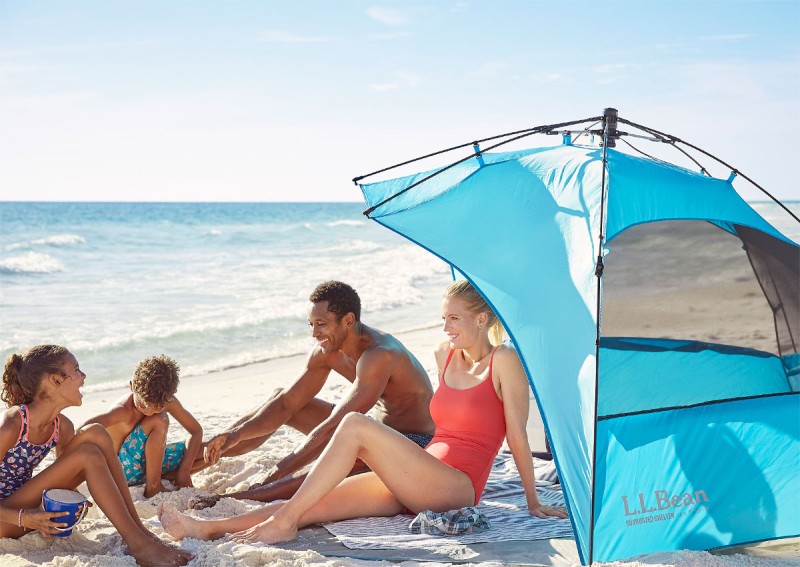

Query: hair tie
left=18, top=508, right=24, bottom=528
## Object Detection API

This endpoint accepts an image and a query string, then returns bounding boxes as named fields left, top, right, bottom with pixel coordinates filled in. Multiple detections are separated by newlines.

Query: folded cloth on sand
left=409, top=506, right=491, bottom=536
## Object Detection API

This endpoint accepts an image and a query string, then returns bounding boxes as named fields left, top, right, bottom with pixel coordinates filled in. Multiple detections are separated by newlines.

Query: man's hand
left=204, top=431, right=239, bottom=464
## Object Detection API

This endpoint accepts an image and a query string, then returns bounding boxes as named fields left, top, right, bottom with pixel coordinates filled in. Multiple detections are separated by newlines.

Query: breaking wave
left=7, top=234, right=86, bottom=251
left=0, top=252, right=65, bottom=274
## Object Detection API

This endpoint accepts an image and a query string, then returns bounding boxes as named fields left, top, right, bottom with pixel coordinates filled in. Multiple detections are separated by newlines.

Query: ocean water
left=1, top=201, right=798, bottom=392
left=0, top=202, right=452, bottom=390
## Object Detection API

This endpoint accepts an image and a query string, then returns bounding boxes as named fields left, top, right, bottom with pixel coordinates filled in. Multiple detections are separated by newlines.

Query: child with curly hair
left=0, top=345, right=191, bottom=566
left=84, top=355, right=202, bottom=497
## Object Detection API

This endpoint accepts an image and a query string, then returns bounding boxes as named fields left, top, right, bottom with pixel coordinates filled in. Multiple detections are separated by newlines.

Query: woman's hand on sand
left=20, top=508, right=71, bottom=537
left=528, top=503, right=568, bottom=519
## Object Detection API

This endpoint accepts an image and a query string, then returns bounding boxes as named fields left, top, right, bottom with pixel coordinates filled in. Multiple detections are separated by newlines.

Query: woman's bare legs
left=1, top=442, right=190, bottom=566
left=233, top=414, right=474, bottom=544
left=160, top=414, right=473, bottom=545
left=160, top=470, right=402, bottom=542
left=159, top=500, right=285, bottom=541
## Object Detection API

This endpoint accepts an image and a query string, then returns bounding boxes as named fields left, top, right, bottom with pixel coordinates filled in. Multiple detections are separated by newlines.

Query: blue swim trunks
left=118, top=423, right=186, bottom=486
left=404, top=432, right=433, bottom=448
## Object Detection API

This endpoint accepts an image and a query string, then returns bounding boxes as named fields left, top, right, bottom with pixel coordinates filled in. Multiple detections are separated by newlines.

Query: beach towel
left=322, top=452, right=573, bottom=551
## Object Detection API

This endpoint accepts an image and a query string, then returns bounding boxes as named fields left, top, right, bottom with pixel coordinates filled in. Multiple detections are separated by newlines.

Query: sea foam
left=0, top=252, right=65, bottom=274
left=7, top=233, right=86, bottom=250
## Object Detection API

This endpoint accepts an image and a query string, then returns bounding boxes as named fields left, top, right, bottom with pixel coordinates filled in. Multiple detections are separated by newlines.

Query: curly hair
left=131, top=354, right=180, bottom=406
left=2, top=345, right=70, bottom=407
left=309, top=281, right=361, bottom=322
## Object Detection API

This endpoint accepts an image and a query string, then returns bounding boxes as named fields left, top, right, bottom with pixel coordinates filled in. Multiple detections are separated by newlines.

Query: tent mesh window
left=602, top=220, right=780, bottom=354
left=597, top=220, right=798, bottom=417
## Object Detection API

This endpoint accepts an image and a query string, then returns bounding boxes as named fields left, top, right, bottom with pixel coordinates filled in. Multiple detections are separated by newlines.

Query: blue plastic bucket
left=41, top=489, right=88, bottom=537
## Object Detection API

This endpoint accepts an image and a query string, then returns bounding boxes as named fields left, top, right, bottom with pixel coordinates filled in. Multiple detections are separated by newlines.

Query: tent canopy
left=359, top=129, right=800, bottom=563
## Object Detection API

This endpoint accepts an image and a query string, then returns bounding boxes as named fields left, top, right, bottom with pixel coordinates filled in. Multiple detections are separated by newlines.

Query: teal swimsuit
left=118, top=423, right=186, bottom=485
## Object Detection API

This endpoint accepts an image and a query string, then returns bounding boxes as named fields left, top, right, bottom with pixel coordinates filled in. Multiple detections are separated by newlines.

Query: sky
left=1, top=0, right=798, bottom=202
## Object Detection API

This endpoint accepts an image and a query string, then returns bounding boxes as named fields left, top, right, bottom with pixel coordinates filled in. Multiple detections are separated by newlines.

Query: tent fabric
left=359, top=143, right=800, bottom=563
left=593, top=394, right=800, bottom=562
left=597, top=338, right=791, bottom=417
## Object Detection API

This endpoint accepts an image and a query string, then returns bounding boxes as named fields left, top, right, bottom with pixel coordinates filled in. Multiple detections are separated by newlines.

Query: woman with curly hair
left=0, top=345, right=191, bottom=566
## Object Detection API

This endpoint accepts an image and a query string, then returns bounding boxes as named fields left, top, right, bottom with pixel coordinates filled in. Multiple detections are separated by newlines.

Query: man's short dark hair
left=309, top=281, right=361, bottom=322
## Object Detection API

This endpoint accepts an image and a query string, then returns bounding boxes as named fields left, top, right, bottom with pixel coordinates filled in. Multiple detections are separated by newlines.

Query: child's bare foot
left=228, top=515, right=297, bottom=545
left=158, top=503, right=208, bottom=541
left=188, top=493, right=220, bottom=510
left=130, top=536, right=192, bottom=566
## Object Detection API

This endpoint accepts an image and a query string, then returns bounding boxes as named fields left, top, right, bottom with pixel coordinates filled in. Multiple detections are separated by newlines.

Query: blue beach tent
left=355, top=110, right=800, bottom=563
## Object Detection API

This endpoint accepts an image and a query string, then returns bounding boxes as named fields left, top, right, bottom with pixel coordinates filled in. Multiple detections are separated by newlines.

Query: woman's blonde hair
left=444, top=280, right=505, bottom=346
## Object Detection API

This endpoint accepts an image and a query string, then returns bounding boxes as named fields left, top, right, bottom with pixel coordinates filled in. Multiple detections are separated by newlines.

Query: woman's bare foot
left=129, top=536, right=192, bottom=566
left=188, top=493, right=220, bottom=510
left=228, top=515, right=297, bottom=545
left=158, top=503, right=208, bottom=541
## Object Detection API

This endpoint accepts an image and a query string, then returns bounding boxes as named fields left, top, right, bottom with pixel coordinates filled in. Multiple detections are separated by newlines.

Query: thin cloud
left=533, top=72, right=562, bottom=83
left=370, top=82, right=400, bottom=91
left=471, top=61, right=511, bottom=79
left=256, top=30, right=335, bottom=43
left=0, top=39, right=163, bottom=59
left=367, top=6, right=410, bottom=26
left=369, top=71, right=422, bottom=91
left=702, top=34, right=752, bottom=42
left=593, top=63, right=636, bottom=74
left=364, top=31, right=411, bottom=41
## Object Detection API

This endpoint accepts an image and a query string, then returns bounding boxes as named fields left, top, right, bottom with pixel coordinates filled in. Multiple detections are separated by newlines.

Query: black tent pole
left=589, top=106, right=616, bottom=564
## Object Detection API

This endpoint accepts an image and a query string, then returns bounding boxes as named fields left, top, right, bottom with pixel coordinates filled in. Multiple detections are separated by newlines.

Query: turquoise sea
left=0, top=202, right=452, bottom=390
left=1, top=201, right=798, bottom=391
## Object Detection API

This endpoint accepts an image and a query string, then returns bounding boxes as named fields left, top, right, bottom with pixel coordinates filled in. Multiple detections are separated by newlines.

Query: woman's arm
left=495, top=347, right=567, bottom=519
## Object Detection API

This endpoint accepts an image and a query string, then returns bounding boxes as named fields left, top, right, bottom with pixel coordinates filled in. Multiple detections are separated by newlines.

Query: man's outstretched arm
left=258, top=348, right=393, bottom=484
left=204, top=359, right=331, bottom=464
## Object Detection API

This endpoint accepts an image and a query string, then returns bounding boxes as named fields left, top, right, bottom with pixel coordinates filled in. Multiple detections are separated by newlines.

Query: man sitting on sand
left=192, top=280, right=435, bottom=507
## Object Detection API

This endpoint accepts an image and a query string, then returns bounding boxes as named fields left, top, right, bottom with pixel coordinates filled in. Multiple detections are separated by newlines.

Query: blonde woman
left=159, top=280, right=566, bottom=544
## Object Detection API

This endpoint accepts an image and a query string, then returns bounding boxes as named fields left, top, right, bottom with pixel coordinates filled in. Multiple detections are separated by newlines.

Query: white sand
left=1, top=326, right=797, bottom=566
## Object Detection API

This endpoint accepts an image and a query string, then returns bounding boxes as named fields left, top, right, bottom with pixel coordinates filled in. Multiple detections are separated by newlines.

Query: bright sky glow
left=1, top=0, right=798, bottom=202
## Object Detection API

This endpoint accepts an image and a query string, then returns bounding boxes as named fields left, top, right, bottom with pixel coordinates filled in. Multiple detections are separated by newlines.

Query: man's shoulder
left=362, top=332, right=413, bottom=362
